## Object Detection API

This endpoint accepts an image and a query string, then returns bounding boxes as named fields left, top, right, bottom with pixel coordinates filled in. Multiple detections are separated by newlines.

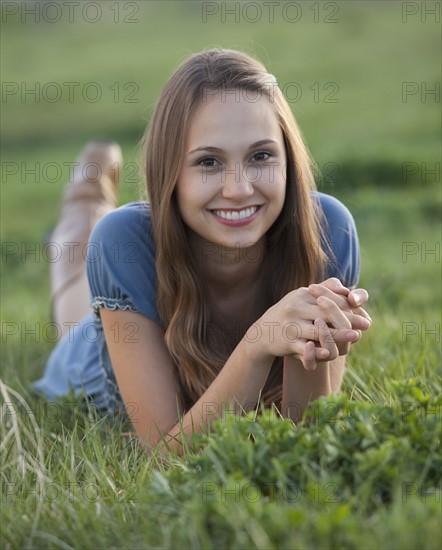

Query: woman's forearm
left=153, top=337, right=274, bottom=457
left=281, top=355, right=346, bottom=422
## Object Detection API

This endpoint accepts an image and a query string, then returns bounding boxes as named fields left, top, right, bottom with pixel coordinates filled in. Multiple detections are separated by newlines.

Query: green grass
left=1, top=1, right=441, bottom=548
left=2, top=182, right=441, bottom=550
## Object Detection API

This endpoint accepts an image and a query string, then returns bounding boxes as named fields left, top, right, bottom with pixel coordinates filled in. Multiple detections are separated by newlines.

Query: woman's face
left=175, top=90, right=287, bottom=253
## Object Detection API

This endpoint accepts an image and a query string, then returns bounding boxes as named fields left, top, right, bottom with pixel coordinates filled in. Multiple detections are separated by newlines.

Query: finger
left=316, top=295, right=352, bottom=331
left=350, top=305, right=372, bottom=323
left=337, top=341, right=351, bottom=356
left=314, top=303, right=370, bottom=331
left=309, top=284, right=372, bottom=329
left=335, top=334, right=352, bottom=356
left=317, top=278, right=350, bottom=295
left=343, top=312, right=371, bottom=331
left=315, top=318, right=339, bottom=361
left=294, top=340, right=329, bottom=370
left=308, top=284, right=351, bottom=310
left=302, top=340, right=319, bottom=371
left=348, top=288, right=369, bottom=308
left=285, top=337, right=329, bottom=363
left=348, top=291, right=372, bottom=325
left=307, top=321, right=361, bottom=344
left=309, top=291, right=369, bottom=332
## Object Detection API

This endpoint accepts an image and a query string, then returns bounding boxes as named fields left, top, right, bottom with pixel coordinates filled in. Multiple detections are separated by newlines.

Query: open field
left=1, top=1, right=441, bottom=548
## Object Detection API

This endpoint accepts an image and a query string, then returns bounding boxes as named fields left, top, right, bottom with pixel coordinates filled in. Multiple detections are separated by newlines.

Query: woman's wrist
left=241, top=323, right=275, bottom=369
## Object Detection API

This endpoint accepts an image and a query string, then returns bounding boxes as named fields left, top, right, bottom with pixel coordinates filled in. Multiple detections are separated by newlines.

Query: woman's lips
left=210, top=205, right=261, bottom=226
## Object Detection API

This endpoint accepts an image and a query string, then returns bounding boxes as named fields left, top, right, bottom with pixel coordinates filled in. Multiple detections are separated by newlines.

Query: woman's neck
left=188, top=232, right=267, bottom=298
left=187, top=232, right=271, bottom=349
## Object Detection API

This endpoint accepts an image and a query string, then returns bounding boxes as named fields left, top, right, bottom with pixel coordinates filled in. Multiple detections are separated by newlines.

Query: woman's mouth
left=210, top=205, right=261, bottom=226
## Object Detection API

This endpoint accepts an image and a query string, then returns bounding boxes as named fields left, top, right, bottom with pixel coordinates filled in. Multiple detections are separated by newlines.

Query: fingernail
left=318, top=349, right=329, bottom=358
left=347, top=330, right=360, bottom=341
left=353, top=293, right=361, bottom=305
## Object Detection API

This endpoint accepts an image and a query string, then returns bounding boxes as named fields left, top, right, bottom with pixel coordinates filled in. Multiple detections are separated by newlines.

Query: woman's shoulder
left=93, top=201, right=151, bottom=232
left=89, top=201, right=155, bottom=249
left=86, top=200, right=160, bottom=323
left=313, top=192, right=355, bottom=226
left=312, top=192, right=360, bottom=288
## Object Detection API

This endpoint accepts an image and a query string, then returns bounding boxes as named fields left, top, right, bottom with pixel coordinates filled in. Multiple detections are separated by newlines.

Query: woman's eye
left=197, top=157, right=219, bottom=168
left=196, top=151, right=271, bottom=169
left=253, top=151, right=271, bottom=162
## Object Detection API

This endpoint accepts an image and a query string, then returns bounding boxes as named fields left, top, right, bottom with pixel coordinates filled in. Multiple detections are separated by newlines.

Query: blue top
left=32, top=194, right=360, bottom=412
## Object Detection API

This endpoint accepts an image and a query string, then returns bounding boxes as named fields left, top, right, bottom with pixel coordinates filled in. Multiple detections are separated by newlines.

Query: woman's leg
left=49, top=141, right=122, bottom=337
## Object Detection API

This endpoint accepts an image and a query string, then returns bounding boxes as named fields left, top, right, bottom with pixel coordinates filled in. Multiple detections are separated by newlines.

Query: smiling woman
left=176, top=94, right=287, bottom=252
left=32, top=48, right=371, bottom=456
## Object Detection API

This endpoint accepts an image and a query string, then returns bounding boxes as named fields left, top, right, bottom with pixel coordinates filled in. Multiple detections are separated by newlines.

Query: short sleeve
left=86, top=201, right=160, bottom=324
left=316, top=193, right=361, bottom=289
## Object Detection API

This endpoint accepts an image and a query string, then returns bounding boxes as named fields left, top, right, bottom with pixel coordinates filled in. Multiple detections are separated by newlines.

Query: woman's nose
left=221, top=163, right=254, bottom=201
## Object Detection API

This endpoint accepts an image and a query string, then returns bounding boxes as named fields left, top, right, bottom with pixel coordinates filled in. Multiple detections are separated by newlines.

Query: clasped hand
left=251, top=277, right=371, bottom=371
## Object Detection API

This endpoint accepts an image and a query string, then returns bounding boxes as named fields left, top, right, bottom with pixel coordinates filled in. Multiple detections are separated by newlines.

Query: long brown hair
left=142, top=48, right=328, bottom=412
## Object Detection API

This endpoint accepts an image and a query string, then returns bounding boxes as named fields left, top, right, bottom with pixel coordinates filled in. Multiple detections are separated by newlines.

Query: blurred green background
left=1, top=5, right=440, bottom=547
left=1, top=0, right=441, bottom=383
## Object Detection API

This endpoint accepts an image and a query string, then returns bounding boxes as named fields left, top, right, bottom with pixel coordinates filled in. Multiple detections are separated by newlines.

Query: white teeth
left=213, top=206, right=258, bottom=221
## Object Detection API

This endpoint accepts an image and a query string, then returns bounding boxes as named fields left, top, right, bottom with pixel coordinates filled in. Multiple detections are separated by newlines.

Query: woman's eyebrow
left=188, top=139, right=278, bottom=155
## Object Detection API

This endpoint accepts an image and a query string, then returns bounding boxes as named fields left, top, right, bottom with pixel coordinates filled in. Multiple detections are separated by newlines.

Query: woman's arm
left=281, top=355, right=345, bottom=423
left=101, top=308, right=275, bottom=457
left=101, top=281, right=369, bottom=457
left=281, top=280, right=371, bottom=422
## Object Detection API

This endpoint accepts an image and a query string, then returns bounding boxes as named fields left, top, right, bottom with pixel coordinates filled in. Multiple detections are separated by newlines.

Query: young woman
left=33, top=48, right=371, bottom=455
